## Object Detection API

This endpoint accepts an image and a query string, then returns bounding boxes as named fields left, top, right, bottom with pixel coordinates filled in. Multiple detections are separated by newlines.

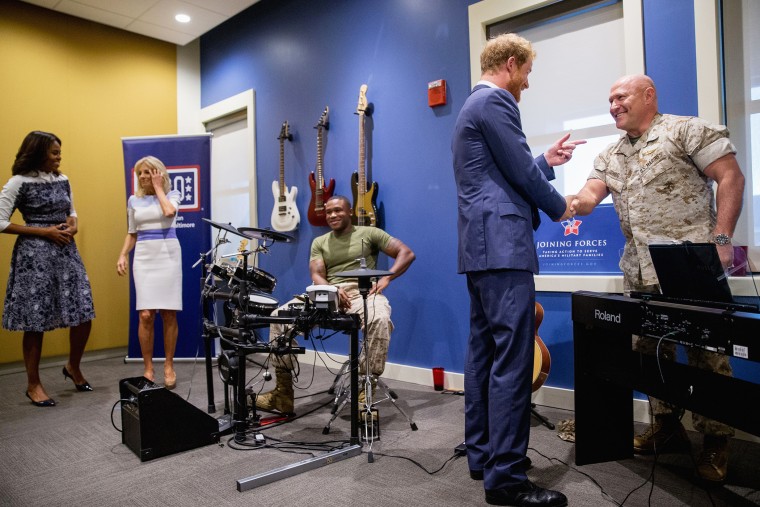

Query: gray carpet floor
left=1, top=349, right=758, bottom=506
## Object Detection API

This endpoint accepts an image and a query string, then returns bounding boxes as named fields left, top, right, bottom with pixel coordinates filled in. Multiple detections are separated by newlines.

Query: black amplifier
left=120, top=377, right=221, bottom=462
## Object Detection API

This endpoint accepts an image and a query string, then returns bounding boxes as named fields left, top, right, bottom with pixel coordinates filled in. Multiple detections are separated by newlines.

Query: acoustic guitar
left=532, top=302, right=551, bottom=392
left=270, top=121, right=299, bottom=232
left=350, top=84, right=378, bottom=227
left=307, top=106, right=335, bottom=226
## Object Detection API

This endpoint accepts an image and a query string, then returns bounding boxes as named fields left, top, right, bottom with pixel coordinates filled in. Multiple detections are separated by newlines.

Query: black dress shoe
left=62, top=366, right=93, bottom=392
left=485, top=480, right=567, bottom=507
left=25, top=392, right=56, bottom=407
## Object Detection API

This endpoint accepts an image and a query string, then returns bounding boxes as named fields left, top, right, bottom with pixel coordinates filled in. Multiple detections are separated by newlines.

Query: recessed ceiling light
left=175, top=14, right=191, bottom=23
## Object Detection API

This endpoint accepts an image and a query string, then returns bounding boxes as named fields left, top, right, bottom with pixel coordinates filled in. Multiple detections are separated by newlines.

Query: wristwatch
left=713, top=233, right=731, bottom=246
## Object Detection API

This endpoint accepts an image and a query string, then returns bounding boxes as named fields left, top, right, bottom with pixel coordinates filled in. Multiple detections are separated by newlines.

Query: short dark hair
left=12, top=131, right=62, bottom=176
left=326, top=195, right=352, bottom=210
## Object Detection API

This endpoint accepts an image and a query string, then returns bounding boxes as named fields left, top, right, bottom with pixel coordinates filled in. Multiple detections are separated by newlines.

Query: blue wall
left=201, top=0, right=476, bottom=372
left=642, top=0, right=698, bottom=116
left=200, top=0, right=748, bottom=390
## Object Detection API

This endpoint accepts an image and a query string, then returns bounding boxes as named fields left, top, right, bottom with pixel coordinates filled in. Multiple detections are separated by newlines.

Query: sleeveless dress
left=1, top=172, right=95, bottom=332
left=127, top=190, right=182, bottom=310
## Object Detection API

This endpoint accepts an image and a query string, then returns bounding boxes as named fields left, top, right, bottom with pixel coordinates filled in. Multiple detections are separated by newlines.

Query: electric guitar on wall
left=307, top=106, right=335, bottom=226
left=350, top=84, right=378, bottom=227
left=271, top=121, right=299, bottom=232
left=532, top=302, right=552, bottom=392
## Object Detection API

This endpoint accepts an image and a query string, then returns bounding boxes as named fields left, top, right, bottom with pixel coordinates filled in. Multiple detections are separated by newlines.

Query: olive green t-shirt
left=310, top=226, right=393, bottom=284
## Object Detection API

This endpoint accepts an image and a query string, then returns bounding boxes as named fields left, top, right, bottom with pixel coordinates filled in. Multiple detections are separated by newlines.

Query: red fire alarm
left=428, top=79, right=446, bottom=107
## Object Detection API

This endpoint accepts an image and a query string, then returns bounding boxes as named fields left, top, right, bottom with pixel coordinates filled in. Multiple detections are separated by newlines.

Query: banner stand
left=121, top=135, right=213, bottom=361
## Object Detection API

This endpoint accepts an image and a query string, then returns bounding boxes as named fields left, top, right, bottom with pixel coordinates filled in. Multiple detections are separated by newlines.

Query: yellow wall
left=0, top=0, right=177, bottom=362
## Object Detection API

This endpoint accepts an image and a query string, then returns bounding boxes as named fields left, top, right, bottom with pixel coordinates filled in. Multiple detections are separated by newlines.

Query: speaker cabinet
left=120, top=377, right=220, bottom=461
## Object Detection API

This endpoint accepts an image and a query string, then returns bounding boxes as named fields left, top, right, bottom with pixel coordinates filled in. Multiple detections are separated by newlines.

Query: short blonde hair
left=480, top=33, right=535, bottom=74
left=133, top=155, right=171, bottom=197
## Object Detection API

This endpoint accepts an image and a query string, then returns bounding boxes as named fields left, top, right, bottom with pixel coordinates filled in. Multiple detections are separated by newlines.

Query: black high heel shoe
left=25, top=391, right=56, bottom=407
left=62, top=366, right=93, bottom=392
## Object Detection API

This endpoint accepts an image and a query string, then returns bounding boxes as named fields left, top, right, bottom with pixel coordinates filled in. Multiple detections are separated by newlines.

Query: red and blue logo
left=561, top=217, right=582, bottom=236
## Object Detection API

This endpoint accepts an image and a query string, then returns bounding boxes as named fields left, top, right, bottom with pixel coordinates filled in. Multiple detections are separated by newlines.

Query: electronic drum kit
left=201, top=218, right=291, bottom=327
left=199, top=218, right=300, bottom=441
left=198, top=218, right=410, bottom=457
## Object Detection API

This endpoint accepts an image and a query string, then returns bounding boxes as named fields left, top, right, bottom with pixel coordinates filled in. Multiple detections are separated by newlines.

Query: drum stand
left=236, top=313, right=362, bottom=491
left=323, top=362, right=418, bottom=437
left=325, top=273, right=417, bottom=462
left=192, top=230, right=230, bottom=414
left=202, top=241, right=268, bottom=440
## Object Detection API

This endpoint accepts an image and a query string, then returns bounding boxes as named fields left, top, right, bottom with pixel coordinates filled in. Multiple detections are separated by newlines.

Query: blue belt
left=137, top=228, right=177, bottom=241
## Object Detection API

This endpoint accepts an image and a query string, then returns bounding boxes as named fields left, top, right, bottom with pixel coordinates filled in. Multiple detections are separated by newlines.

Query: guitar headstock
left=315, top=106, right=329, bottom=130
left=237, top=239, right=249, bottom=260
left=356, top=84, right=368, bottom=115
left=278, top=121, right=292, bottom=142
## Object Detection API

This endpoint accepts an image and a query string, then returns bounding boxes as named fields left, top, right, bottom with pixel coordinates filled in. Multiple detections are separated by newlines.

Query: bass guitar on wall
left=271, top=121, right=299, bottom=232
left=351, top=84, right=378, bottom=227
left=307, top=106, right=335, bottom=226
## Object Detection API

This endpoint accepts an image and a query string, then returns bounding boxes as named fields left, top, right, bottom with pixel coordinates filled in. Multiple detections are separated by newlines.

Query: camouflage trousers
left=267, top=282, right=393, bottom=377
left=626, top=280, right=735, bottom=437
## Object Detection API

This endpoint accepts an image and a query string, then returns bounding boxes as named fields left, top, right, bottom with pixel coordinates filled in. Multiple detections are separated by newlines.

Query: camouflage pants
left=625, top=280, right=734, bottom=437
left=268, top=282, right=393, bottom=377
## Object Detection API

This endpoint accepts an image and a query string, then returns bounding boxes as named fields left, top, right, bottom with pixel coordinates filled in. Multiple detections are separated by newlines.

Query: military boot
left=696, top=435, right=729, bottom=484
left=255, top=368, right=294, bottom=415
left=633, top=415, right=689, bottom=454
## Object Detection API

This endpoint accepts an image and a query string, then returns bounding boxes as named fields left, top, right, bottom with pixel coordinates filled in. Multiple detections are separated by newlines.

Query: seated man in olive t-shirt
left=256, top=195, right=415, bottom=414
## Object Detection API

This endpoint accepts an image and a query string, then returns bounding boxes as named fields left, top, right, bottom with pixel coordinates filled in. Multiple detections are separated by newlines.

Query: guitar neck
left=315, top=126, right=324, bottom=204
left=357, top=112, right=366, bottom=224
left=278, top=139, right=286, bottom=198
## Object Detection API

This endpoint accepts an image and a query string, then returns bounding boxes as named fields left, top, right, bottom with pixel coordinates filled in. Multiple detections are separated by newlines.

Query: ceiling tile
left=18, top=0, right=262, bottom=46
left=65, top=0, right=160, bottom=18
left=56, top=0, right=133, bottom=29
left=19, top=0, right=61, bottom=8
left=181, top=0, right=260, bottom=17
left=138, top=0, right=228, bottom=36
left=126, top=19, right=197, bottom=45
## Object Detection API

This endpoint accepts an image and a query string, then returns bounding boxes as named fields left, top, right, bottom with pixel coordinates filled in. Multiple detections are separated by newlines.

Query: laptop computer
left=632, top=242, right=758, bottom=312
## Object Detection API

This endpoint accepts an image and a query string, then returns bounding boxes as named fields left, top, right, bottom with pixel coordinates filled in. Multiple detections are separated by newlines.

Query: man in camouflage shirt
left=570, top=74, right=745, bottom=484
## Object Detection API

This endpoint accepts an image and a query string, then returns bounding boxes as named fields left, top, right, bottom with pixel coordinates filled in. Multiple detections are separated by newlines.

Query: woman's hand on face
left=150, top=168, right=164, bottom=192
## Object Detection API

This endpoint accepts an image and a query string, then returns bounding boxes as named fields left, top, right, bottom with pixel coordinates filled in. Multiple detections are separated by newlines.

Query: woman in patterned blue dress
left=1, top=131, right=96, bottom=407
left=117, top=156, right=182, bottom=389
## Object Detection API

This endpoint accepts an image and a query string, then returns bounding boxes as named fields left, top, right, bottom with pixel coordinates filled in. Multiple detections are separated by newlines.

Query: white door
left=200, top=90, right=257, bottom=261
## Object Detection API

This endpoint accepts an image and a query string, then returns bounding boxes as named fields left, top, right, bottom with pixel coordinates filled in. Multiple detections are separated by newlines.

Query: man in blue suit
left=452, top=33, right=584, bottom=507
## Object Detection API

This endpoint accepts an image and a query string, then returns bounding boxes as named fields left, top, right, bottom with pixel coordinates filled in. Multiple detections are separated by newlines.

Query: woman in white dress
left=117, top=156, right=182, bottom=389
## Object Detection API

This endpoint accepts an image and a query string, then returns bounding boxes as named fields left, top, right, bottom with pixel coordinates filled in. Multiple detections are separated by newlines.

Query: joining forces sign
left=535, top=203, right=625, bottom=275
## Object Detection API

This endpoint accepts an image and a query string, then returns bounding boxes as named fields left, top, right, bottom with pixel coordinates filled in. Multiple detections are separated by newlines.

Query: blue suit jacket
left=452, top=84, right=567, bottom=275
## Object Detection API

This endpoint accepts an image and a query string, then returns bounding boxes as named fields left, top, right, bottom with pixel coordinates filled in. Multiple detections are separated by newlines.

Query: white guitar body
left=271, top=180, right=300, bottom=232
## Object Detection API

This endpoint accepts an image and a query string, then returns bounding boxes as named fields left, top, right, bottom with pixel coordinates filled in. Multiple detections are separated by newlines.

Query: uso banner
left=122, top=135, right=212, bottom=360
left=535, top=203, right=625, bottom=275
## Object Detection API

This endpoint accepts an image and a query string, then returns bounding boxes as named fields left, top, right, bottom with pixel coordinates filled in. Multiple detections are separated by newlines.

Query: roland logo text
left=594, top=309, right=621, bottom=323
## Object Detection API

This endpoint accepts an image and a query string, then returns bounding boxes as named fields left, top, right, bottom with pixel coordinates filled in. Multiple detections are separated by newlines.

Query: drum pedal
left=359, top=409, right=380, bottom=442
